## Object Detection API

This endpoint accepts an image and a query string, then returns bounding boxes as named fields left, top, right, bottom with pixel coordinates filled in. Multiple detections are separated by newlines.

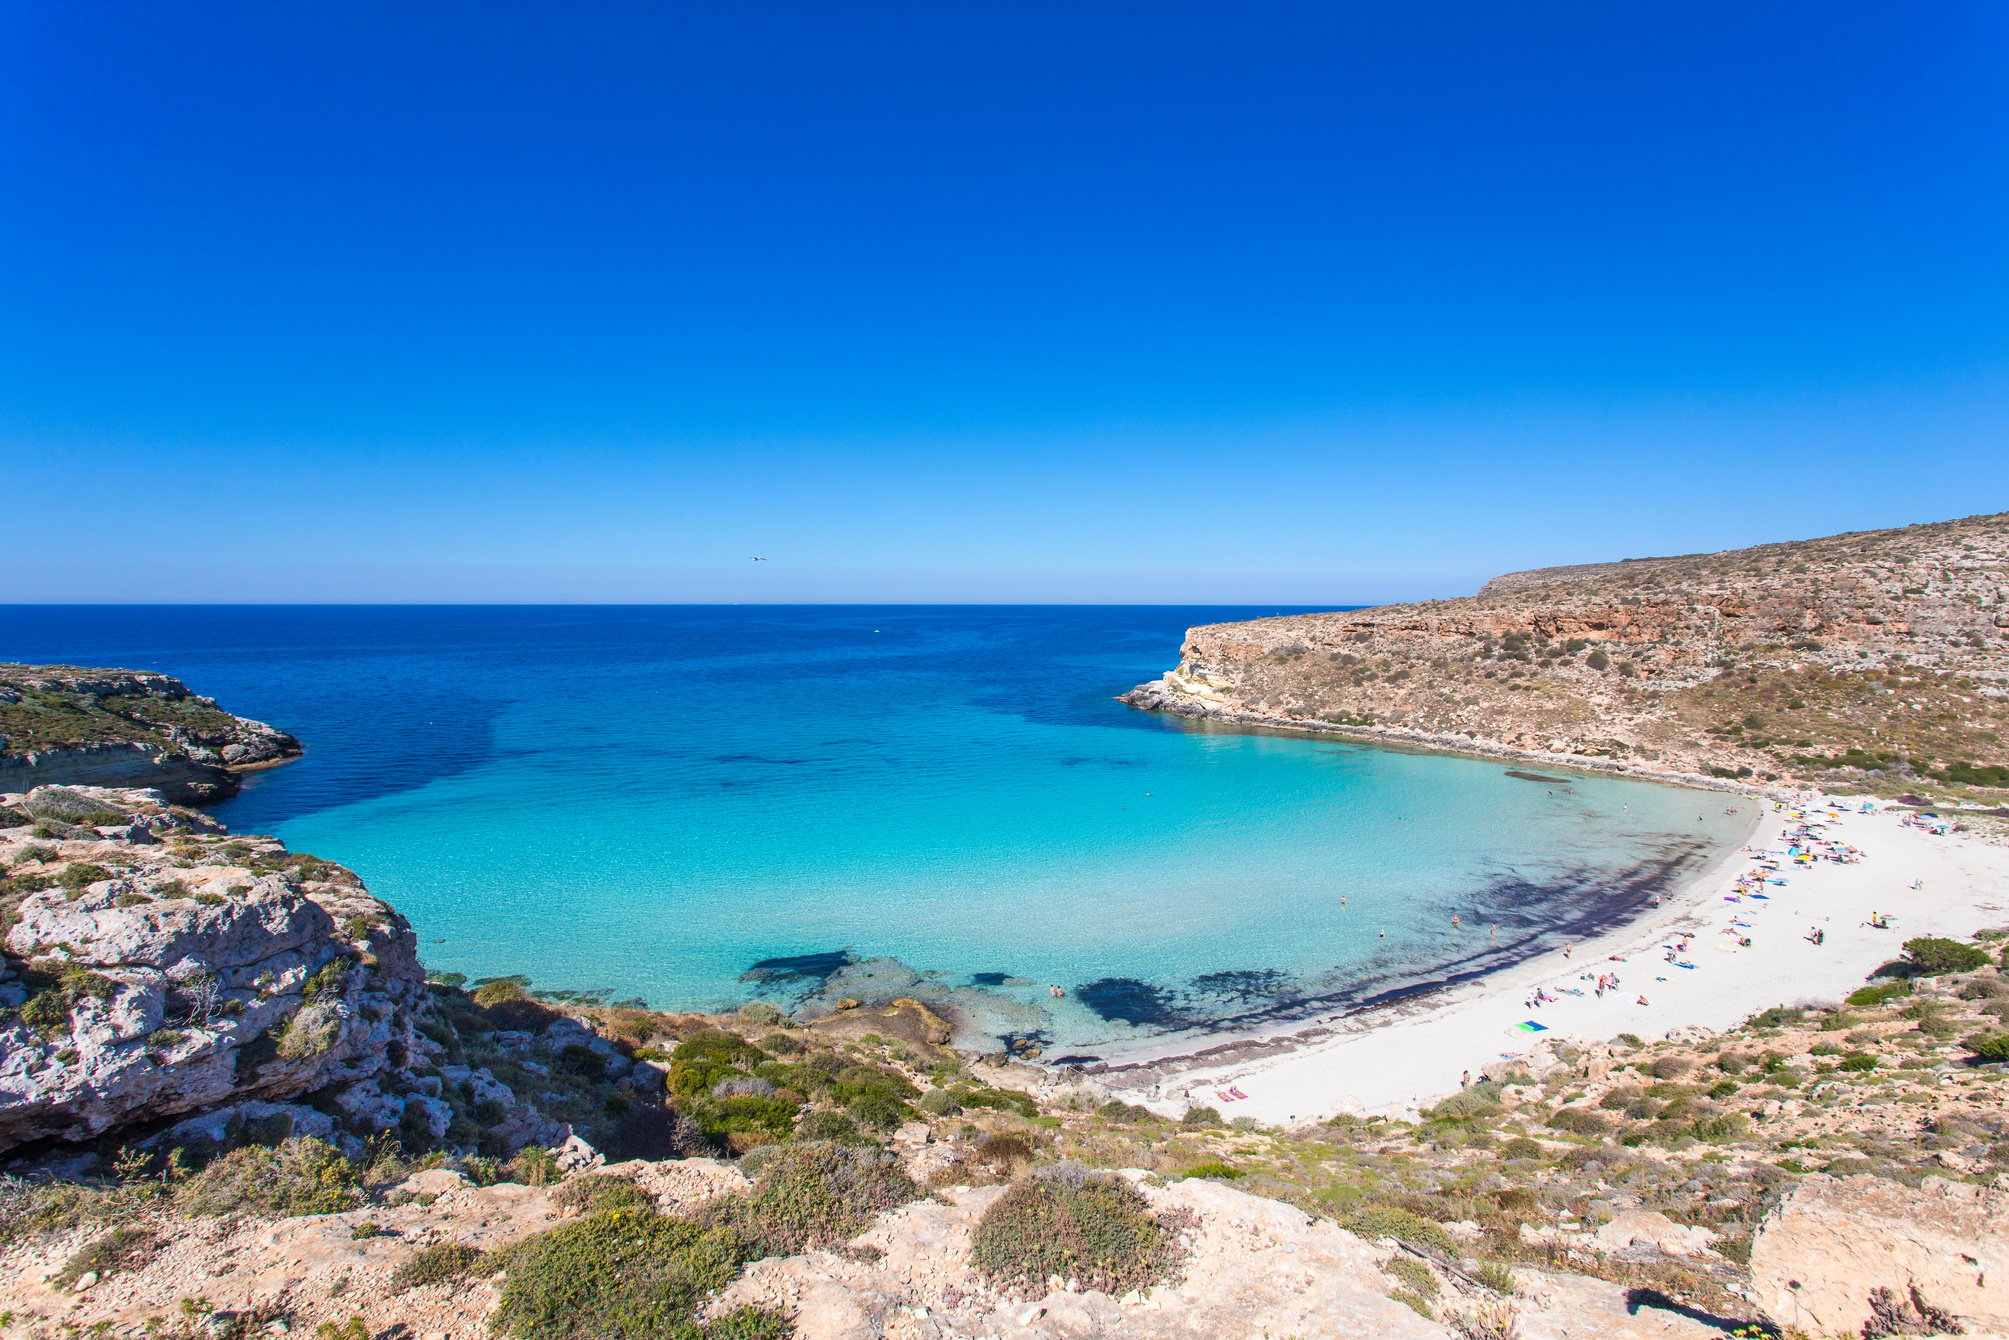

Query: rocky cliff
left=1125, top=511, right=2009, bottom=795
left=0, top=785, right=571, bottom=1158
left=0, top=665, right=300, bottom=804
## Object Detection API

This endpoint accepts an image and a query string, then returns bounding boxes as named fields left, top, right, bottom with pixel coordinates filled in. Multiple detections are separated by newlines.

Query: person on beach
left=1461, top=1070, right=1471, bottom=1088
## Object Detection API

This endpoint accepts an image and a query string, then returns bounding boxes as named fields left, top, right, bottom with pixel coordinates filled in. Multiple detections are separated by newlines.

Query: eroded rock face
left=0, top=787, right=430, bottom=1150
left=0, top=786, right=579, bottom=1161
left=1750, top=1173, right=2007, bottom=1337
left=1123, top=510, right=2009, bottom=785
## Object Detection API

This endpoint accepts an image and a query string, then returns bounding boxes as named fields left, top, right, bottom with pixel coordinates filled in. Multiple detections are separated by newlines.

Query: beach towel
left=1513, top=1020, right=1549, bottom=1033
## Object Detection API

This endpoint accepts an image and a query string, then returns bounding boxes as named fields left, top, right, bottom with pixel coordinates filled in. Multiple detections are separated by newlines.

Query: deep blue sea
left=1, top=606, right=1744, bottom=1059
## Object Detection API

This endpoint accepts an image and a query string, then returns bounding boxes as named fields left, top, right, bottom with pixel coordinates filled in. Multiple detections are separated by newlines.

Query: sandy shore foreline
left=1090, top=795, right=2009, bottom=1126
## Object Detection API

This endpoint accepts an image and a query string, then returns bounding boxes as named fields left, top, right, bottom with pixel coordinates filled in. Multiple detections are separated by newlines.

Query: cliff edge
left=1125, top=511, right=2009, bottom=795
left=0, top=665, right=301, bottom=804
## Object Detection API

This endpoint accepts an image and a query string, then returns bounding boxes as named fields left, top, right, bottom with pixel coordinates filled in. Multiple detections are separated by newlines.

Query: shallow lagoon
left=2, top=605, right=1746, bottom=1055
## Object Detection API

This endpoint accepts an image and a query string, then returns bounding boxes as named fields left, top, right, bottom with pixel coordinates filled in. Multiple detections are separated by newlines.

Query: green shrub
left=1427, top=1084, right=1501, bottom=1120
left=1836, top=1052, right=1878, bottom=1073
left=498, top=1146, right=559, bottom=1187
left=917, top=1089, right=961, bottom=1117
left=737, top=1002, right=787, bottom=1027
left=1686, top=1113, right=1750, bottom=1144
left=1096, top=1100, right=1155, bottom=1123
left=277, top=1004, right=340, bottom=1059
left=302, top=957, right=352, bottom=1002
left=971, top=1133, right=1035, bottom=1172
left=1963, top=1032, right=2009, bottom=1063
left=792, top=1109, right=868, bottom=1145
left=1500, top=1137, right=1544, bottom=1160
left=1176, top=1159, right=1242, bottom=1180
left=969, top=1170, right=1175, bottom=1296
left=1335, top=1204, right=1457, bottom=1256
left=1385, top=1255, right=1439, bottom=1298
left=1745, top=1007, right=1801, bottom=1029
left=554, top=1174, right=654, bottom=1215
left=1546, top=1108, right=1610, bottom=1137
left=175, top=1138, right=362, bottom=1218
left=954, top=1086, right=1039, bottom=1119
left=717, top=1141, right=919, bottom=1255
left=705, top=1094, right=799, bottom=1141
left=1900, top=937, right=1990, bottom=977
left=842, top=1089, right=915, bottom=1132
left=471, top=978, right=530, bottom=1007
left=58, top=863, right=113, bottom=890
left=1181, top=1105, right=1222, bottom=1126
left=1472, top=1260, right=1517, bottom=1295
left=494, top=1206, right=784, bottom=1340
left=389, top=1241, right=487, bottom=1292
left=1846, top=981, right=1912, bottom=1008
left=53, top=1226, right=155, bottom=1289
left=16, top=960, right=117, bottom=1036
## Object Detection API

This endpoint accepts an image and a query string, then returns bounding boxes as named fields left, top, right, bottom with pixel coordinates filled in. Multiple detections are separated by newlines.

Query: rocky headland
left=1124, top=511, right=2009, bottom=800
left=0, top=666, right=300, bottom=804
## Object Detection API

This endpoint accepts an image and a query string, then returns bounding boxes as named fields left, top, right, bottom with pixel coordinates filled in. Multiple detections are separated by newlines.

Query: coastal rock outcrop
left=0, top=665, right=300, bottom=803
left=1750, top=1173, right=2007, bottom=1338
left=0, top=786, right=559, bottom=1157
left=1123, top=511, right=2009, bottom=794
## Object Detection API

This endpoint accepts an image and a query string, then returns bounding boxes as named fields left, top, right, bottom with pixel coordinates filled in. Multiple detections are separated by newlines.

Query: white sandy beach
left=1137, top=797, right=2009, bottom=1126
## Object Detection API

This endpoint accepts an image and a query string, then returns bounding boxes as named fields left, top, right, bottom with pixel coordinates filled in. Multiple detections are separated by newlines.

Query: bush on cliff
left=1963, top=1031, right=2009, bottom=1063
left=711, top=1140, right=919, bottom=1256
left=969, top=1167, right=1177, bottom=1296
left=494, top=1204, right=786, bottom=1340
left=389, top=1240, right=489, bottom=1293
left=16, top=959, right=116, bottom=1036
left=174, top=1138, right=362, bottom=1219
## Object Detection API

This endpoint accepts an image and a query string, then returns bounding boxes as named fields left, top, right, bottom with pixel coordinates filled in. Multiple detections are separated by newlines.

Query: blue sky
left=4, top=1, right=2005, bottom=603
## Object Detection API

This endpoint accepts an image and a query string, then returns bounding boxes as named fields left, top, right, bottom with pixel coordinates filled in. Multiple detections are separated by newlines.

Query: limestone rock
left=1750, top=1173, right=2007, bottom=1337
left=0, top=787, right=554, bottom=1158
left=1593, top=1210, right=1718, bottom=1259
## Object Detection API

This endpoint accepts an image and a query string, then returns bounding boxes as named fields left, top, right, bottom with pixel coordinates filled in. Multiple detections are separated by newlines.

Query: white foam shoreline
left=1098, top=796, right=2009, bottom=1125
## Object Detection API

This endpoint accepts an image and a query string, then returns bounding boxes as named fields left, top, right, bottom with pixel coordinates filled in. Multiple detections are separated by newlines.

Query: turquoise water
left=2, top=606, right=1745, bottom=1057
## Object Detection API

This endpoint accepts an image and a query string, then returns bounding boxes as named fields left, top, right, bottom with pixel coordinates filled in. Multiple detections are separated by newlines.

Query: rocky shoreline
left=1120, top=676, right=1759, bottom=793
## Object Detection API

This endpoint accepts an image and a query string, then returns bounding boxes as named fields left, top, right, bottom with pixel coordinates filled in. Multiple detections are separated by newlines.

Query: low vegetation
left=493, top=1205, right=786, bottom=1340
left=969, top=1166, right=1179, bottom=1296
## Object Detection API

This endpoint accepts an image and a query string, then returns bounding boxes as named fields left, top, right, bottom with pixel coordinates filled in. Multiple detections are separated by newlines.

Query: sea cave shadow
left=1625, top=1288, right=1772, bottom=1335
